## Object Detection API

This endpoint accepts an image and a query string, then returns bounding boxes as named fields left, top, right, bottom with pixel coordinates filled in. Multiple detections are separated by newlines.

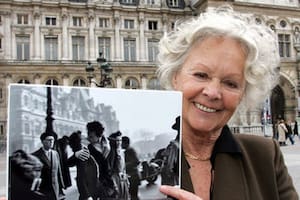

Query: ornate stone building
left=0, top=0, right=192, bottom=145
left=8, top=85, right=120, bottom=153
left=1, top=0, right=300, bottom=141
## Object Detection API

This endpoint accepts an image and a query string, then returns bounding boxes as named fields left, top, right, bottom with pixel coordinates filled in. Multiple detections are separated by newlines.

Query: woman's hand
left=160, top=185, right=203, bottom=200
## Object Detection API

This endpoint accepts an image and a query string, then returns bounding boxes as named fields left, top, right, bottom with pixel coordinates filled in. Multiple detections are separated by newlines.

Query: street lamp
left=85, top=52, right=113, bottom=87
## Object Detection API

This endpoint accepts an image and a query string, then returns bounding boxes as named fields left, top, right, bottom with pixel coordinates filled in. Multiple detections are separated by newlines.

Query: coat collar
left=183, top=125, right=242, bottom=169
left=181, top=125, right=243, bottom=196
left=210, top=125, right=242, bottom=168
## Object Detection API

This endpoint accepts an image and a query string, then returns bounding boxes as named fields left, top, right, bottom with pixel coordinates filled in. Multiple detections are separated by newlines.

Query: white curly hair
left=156, top=5, right=280, bottom=109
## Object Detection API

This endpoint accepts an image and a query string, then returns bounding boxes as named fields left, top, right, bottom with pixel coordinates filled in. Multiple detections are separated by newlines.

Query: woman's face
left=172, top=36, right=246, bottom=134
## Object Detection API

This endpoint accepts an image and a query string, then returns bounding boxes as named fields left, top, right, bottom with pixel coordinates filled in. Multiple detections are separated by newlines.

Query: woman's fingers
left=160, top=185, right=203, bottom=200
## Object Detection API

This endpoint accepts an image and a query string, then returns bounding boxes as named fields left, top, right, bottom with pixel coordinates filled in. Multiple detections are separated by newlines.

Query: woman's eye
left=194, top=72, right=208, bottom=79
left=224, top=80, right=239, bottom=89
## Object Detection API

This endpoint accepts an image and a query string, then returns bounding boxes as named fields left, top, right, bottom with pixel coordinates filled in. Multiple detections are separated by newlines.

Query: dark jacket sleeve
left=76, top=161, right=91, bottom=199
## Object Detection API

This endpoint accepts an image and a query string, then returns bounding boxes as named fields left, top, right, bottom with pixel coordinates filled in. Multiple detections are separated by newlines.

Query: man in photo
left=32, top=132, right=65, bottom=200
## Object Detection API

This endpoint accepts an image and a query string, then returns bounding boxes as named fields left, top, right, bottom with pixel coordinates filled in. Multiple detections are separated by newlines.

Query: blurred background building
left=1, top=0, right=300, bottom=146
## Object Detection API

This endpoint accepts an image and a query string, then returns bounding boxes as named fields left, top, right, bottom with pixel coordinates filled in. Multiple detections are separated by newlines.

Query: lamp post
left=86, top=52, right=113, bottom=87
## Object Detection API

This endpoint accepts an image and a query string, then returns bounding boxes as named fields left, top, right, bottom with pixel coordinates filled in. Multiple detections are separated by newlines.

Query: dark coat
left=181, top=126, right=298, bottom=200
left=32, top=148, right=64, bottom=200
left=88, top=144, right=116, bottom=198
left=74, top=156, right=101, bottom=200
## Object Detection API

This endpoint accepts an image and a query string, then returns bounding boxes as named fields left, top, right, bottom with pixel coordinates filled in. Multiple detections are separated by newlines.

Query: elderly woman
left=158, top=5, right=298, bottom=200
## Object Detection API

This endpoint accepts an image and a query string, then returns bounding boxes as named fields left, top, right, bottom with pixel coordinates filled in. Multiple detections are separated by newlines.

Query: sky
left=89, top=88, right=182, bottom=138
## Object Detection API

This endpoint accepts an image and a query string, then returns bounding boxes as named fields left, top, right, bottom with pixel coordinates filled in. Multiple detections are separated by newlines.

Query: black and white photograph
left=7, top=84, right=182, bottom=200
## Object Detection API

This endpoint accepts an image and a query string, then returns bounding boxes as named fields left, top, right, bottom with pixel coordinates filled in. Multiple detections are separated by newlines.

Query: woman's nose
left=202, top=79, right=222, bottom=100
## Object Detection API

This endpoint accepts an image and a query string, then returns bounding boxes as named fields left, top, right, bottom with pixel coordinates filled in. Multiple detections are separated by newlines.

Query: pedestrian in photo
left=10, top=149, right=46, bottom=200
left=107, top=131, right=130, bottom=200
left=122, top=136, right=141, bottom=200
left=32, top=132, right=65, bottom=200
left=68, top=131, right=102, bottom=200
left=285, top=120, right=295, bottom=145
left=161, top=116, right=180, bottom=186
left=157, top=5, right=298, bottom=200
left=56, top=135, right=72, bottom=191
left=293, top=120, right=299, bottom=139
left=278, top=119, right=288, bottom=146
left=85, top=121, right=117, bottom=198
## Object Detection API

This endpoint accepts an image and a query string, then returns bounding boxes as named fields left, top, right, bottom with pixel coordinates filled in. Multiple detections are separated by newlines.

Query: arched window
left=18, top=79, right=30, bottom=84
left=73, top=78, right=86, bottom=87
left=125, top=77, right=139, bottom=89
left=45, top=79, right=59, bottom=85
left=0, top=87, right=3, bottom=100
left=147, top=78, right=161, bottom=90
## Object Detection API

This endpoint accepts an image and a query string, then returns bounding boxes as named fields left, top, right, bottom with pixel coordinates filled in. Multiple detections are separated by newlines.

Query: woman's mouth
left=194, top=102, right=217, bottom=113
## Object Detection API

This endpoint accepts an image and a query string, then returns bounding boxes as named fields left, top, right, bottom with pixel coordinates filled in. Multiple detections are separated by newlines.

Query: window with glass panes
left=72, top=36, right=85, bottom=60
left=0, top=123, right=3, bottom=136
left=98, top=37, right=111, bottom=60
left=124, top=19, right=134, bottom=29
left=125, top=78, right=139, bottom=89
left=124, top=38, right=136, bottom=61
left=45, top=36, right=58, bottom=60
left=45, top=17, right=56, bottom=26
left=148, top=21, right=158, bottom=30
left=122, top=0, right=134, bottom=4
left=16, top=35, right=30, bottom=60
left=0, top=87, right=3, bottom=100
left=17, top=14, right=28, bottom=24
left=45, top=79, right=58, bottom=85
left=73, top=17, right=83, bottom=26
left=168, top=0, right=179, bottom=7
left=148, top=39, right=158, bottom=62
left=99, top=18, right=109, bottom=28
left=146, top=0, right=155, bottom=5
left=73, top=78, right=86, bottom=86
left=18, top=79, right=30, bottom=84
left=148, top=78, right=161, bottom=90
left=278, top=34, right=291, bottom=58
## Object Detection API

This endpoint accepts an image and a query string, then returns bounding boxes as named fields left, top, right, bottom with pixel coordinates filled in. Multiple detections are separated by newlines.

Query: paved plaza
left=0, top=136, right=300, bottom=199
left=280, top=136, right=300, bottom=195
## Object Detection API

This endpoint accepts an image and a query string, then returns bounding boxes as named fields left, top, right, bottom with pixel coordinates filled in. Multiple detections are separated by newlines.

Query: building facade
left=1, top=0, right=300, bottom=142
left=0, top=0, right=192, bottom=145
left=8, top=85, right=120, bottom=153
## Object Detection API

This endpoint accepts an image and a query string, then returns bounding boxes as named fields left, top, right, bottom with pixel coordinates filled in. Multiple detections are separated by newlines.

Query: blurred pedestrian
left=10, top=149, right=46, bottom=200
left=122, top=136, right=140, bottom=200
left=108, top=131, right=130, bottom=200
left=278, top=119, right=287, bottom=146
left=285, top=120, right=295, bottom=145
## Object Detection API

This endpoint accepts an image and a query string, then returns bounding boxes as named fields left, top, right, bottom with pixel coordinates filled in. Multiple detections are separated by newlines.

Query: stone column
left=88, top=9, right=96, bottom=61
left=116, top=74, right=122, bottom=88
left=293, top=29, right=300, bottom=117
left=61, top=8, right=69, bottom=60
left=113, top=11, right=121, bottom=61
left=62, top=74, right=69, bottom=86
left=138, top=13, right=146, bottom=61
left=33, top=6, right=41, bottom=60
left=33, top=74, right=41, bottom=84
left=3, top=12, right=11, bottom=59
left=141, top=74, right=147, bottom=89
left=162, top=13, right=168, bottom=34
